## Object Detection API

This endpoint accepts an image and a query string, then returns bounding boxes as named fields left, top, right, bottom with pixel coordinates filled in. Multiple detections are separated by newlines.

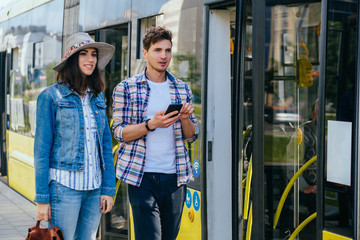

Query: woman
left=34, top=32, right=116, bottom=240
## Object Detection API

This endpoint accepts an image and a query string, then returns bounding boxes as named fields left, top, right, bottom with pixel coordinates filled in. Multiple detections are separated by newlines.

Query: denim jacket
left=34, top=83, right=116, bottom=203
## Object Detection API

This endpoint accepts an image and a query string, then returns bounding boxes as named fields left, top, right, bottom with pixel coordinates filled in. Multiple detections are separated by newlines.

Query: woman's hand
left=100, top=195, right=114, bottom=213
left=36, top=203, right=51, bottom=222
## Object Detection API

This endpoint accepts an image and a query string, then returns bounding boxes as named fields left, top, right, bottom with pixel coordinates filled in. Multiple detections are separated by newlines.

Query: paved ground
left=0, top=180, right=45, bottom=240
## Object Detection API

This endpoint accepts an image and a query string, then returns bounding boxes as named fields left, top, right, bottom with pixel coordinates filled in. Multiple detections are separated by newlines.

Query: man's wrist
left=145, top=119, right=155, bottom=131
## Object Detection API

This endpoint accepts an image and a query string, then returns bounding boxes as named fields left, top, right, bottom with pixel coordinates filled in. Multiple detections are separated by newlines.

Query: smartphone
left=101, top=199, right=107, bottom=213
left=165, top=103, right=183, bottom=115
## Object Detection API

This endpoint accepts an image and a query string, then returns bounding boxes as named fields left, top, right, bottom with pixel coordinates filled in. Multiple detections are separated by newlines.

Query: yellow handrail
left=273, top=156, right=317, bottom=229
left=289, top=212, right=317, bottom=239
left=298, top=42, right=309, bottom=57
left=243, top=157, right=252, bottom=220
left=242, top=126, right=252, bottom=139
left=245, top=202, right=253, bottom=240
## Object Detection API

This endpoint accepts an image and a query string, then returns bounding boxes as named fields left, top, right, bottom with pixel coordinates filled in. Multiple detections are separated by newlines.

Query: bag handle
left=48, top=219, right=55, bottom=229
left=35, top=220, right=41, bottom=228
left=33, top=219, right=54, bottom=229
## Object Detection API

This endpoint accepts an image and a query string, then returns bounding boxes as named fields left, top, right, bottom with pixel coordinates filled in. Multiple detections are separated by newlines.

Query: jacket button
left=95, top=111, right=98, bottom=114
left=99, top=129, right=102, bottom=133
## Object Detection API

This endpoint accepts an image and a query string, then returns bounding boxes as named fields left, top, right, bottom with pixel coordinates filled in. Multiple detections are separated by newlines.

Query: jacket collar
left=57, top=82, right=73, bottom=97
left=56, top=82, right=97, bottom=100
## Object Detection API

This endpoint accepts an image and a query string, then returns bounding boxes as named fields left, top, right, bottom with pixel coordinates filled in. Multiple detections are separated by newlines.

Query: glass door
left=240, top=0, right=322, bottom=239
left=242, top=0, right=360, bottom=239
left=94, top=25, right=130, bottom=240
left=262, top=2, right=321, bottom=239
left=321, top=0, right=358, bottom=238
left=265, top=2, right=321, bottom=239
left=235, top=0, right=253, bottom=239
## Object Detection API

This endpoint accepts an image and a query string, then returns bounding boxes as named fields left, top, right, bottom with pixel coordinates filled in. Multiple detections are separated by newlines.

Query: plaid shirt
left=112, top=70, right=198, bottom=187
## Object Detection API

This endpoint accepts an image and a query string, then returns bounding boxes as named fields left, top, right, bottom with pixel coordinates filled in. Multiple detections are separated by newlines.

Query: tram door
left=92, top=25, right=130, bottom=240
left=238, top=0, right=359, bottom=239
left=206, top=7, right=235, bottom=240
left=0, top=52, right=7, bottom=177
left=321, top=0, right=358, bottom=238
left=259, top=2, right=322, bottom=239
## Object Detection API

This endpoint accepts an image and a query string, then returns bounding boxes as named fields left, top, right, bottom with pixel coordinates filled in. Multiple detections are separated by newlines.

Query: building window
left=137, top=14, right=164, bottom=59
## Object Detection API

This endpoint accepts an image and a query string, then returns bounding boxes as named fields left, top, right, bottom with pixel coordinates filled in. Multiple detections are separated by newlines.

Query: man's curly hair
left=143, top=26, right=172, bottom=51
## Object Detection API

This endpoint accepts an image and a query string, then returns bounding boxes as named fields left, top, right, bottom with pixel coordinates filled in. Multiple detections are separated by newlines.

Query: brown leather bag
left=26, top=220, right=64, bottom=240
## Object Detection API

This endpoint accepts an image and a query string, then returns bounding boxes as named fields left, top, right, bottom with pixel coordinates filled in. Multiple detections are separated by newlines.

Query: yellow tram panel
left=323, top=231, right=353, bottom=240
left=7, top=131, right=35, bottom=201
left=129, top=188, right=202, bottom=239
left=177, top=188, right=201, bottom=239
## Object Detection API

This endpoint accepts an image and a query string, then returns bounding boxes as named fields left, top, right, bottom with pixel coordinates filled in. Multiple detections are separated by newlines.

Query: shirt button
left=99, top=130, right=102, bottom=133
left=87, top=139, right=90, bottom=142
left=87, top=128, right=89, bottom=130
left=90, top=164, right=92, bottom=166
left=95, top=111, right=98, bottom=114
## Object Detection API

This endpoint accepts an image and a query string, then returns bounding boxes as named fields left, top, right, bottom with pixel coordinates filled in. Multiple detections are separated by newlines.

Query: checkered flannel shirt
left=112, top=70, right=198, bottom=187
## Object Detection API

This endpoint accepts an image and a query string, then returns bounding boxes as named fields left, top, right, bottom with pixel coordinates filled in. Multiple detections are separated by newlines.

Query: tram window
left=9, top=36, right=58, bottom=137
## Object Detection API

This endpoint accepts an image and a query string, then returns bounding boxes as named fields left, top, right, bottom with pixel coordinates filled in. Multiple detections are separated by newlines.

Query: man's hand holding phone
left=178, top=101, right=194, bottom=120
left=165, top=103, right=183, bottom=117
left=165, top=102, right=193, bottom=119
left=146, top=102, right=194, bottom=130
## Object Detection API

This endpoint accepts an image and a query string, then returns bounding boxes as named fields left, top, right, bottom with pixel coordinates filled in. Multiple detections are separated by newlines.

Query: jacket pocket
left=58, top=101, right=76, bottom=129
left=94, top=101, right=106, bottom=131
left=56, top=101, right=78, bottom=159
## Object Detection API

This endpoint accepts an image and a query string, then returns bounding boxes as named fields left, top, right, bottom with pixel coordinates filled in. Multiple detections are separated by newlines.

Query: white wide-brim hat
left=53, top=32, right=115, bottom=72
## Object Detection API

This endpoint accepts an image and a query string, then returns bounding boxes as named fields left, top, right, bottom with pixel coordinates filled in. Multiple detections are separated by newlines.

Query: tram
left=0, top=0, right=359, bottom=239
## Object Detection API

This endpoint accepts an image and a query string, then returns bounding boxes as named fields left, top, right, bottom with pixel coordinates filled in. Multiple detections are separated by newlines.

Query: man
left=112, top=26, right=198, bottom=240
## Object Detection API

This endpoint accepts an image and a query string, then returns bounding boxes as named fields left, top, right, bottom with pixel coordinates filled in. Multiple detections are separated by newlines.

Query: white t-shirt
left=144, top=79, right=176, bottom=173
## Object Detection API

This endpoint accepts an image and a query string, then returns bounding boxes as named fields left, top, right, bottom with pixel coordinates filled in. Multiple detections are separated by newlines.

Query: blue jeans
left=128, top=173, right=187, bottom=240
left=49, top=181, right=102, bottom=240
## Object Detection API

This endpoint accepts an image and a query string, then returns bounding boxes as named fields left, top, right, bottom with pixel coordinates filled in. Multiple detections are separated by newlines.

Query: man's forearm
left=180, top=118, right=196, bottom=139
left=122, top=122, right=149, bottom=142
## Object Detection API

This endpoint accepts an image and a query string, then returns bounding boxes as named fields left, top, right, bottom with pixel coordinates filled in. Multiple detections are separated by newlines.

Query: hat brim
left=53, top=42, right=115, bottom=72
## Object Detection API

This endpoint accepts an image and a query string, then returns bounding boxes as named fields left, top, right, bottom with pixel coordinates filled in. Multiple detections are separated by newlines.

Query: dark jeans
left=128, top=172, right=187, bottom=240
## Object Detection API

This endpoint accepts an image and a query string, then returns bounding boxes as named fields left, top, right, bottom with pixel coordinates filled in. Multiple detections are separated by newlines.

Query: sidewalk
left=0, top=180, right=45, bottom=240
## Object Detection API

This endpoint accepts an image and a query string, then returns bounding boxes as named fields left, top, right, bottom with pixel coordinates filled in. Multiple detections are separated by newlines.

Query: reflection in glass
left=261, top=2, right=321, bottom=239
left=3, top=0, right=63, bottom=137
left=78, top=0, right=131, bottom=32
left=137, top=15, right=164, bottom=60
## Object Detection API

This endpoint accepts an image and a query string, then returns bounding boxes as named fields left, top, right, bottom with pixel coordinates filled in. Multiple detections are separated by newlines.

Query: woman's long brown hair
left=56, top=51, right=105, bottom=95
